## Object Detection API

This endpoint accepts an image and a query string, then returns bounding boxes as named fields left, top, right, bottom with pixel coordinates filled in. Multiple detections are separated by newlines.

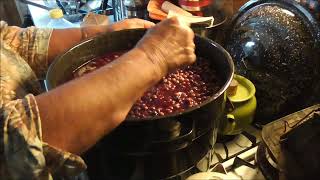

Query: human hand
left=108, top=18, right=155, bottom=32
left=135, top=17, right=196, bottom=76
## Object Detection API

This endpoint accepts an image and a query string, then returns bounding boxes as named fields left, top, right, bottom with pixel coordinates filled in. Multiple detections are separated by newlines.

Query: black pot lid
left=225, top=0, right=320, bottom=124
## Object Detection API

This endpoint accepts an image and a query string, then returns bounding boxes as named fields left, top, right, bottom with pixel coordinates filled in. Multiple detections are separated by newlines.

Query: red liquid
left=72, top=51, right=222, bottom=119
left=73, top=52, right=123, bottom=78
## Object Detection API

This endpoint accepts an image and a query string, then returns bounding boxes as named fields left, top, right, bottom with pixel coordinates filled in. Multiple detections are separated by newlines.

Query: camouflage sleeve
left=0, top=95, right=86, bottom=179
left=0, top=21, right=52, bottom=79
left=0, top=27, right=86, bottom=179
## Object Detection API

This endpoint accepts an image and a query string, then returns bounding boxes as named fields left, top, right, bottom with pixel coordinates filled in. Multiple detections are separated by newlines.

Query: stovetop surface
left=195, top=104, right=320, bottom=180
left=262, top=104, right=320, bottom=163
left=71, top=105, right=320, bottom=180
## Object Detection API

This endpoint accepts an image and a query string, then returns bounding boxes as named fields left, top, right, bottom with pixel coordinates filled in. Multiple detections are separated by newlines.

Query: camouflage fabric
left=0, top=21, right=86, bottom=180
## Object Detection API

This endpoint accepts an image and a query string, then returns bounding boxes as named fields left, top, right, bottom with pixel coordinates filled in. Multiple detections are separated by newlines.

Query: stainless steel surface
left=123, top=0, right=148, bottom=19
left=124, top=0, right=148, bottom=7
left=112, top=0, right=127, bottom=21
left=126, top=8, right=148, bottom=19
left=20, top=0, right=52, bottom=10
left=79, top=0, right=102, bottom=12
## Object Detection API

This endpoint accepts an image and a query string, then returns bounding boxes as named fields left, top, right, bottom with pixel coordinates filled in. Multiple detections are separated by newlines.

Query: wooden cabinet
left=0, top=0, right=24, bottom=26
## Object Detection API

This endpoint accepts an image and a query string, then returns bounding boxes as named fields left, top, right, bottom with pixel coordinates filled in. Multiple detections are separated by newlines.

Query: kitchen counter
left=27, top=0, right=80, bottom=28
left=27, top=0, right=114, bottom=28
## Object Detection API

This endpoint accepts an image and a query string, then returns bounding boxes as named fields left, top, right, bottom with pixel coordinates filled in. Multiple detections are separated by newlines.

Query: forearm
left=36, top=48, right=162, bottom=154
left=47, top=18, right=155, bottom=64
left=48, top=25, right=109, bottom=63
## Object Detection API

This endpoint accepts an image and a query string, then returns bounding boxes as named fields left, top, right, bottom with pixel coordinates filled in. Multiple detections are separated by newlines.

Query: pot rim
left=45, top=29, right=235, bottom=122
left=191, top=9, right=227, bottom=30
left=126, top=36, right=235, bottom=122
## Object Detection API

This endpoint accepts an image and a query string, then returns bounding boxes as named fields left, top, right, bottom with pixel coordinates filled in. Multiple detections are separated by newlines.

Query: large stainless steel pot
left=45, top=29, right=234, bottom=179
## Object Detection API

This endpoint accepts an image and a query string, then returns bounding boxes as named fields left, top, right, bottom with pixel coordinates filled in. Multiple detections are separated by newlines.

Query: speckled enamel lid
left=225, top=0, right=320, bottom=124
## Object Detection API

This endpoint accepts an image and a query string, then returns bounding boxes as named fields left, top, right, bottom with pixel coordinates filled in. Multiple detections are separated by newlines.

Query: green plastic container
left=220, top=74, right=257, bottom=135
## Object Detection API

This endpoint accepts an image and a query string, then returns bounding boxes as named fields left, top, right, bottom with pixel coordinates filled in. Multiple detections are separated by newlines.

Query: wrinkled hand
left=109, top=18, right=155, bottom=31
left=135, top=17, right=196, bottom=76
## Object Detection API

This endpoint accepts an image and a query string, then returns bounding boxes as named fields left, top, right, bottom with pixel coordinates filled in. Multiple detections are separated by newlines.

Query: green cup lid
left=227, top=74, right=256, bottom=102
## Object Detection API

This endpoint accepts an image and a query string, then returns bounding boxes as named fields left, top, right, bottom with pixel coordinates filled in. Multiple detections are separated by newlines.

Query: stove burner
left=216, top=130, right=258, bottom=160
left=232, top=156, right=256, bottom=170
left=256, top=142, right=279, bottom=180
left=197, top=126, right=261, bottom=173
left=264, top=147, right=278, bottom=170
left=217, top=134, right=237, bottom=143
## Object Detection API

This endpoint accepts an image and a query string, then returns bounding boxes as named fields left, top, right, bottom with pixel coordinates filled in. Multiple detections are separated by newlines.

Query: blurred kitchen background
left=0, top=0, right=250, bottom=27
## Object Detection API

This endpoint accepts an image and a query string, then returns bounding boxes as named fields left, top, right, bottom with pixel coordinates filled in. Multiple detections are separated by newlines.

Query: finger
left=184, top=46, right=196, bottom=56
left=166, top=16, right=190, bottom=27
left=184, top=48, right=196, bottom=64
left=183, top=23, right=194, bottom=39
left=161, top=16, right=180, bottom=26
left=188, top=54, right=196, bottom=64
left=189, top=41, right=196, bottom=50
left=131, top=18, right=155, bottom=28
left=168, top=16, right=179, bottom=24
left=143, top=21, right=156, bottom=28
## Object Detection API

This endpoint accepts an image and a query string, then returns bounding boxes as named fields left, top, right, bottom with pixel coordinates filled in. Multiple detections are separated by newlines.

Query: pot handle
left=150, top=118, right=195, bottom=148
left=222, top=114, right=236, bottom=135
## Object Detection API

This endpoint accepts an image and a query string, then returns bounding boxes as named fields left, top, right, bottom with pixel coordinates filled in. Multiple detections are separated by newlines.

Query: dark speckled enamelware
left=225, top=0, right=320, bottom=124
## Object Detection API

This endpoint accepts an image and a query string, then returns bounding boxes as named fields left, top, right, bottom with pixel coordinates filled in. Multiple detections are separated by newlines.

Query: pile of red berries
left=73, top=52, right=222, bottom=119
